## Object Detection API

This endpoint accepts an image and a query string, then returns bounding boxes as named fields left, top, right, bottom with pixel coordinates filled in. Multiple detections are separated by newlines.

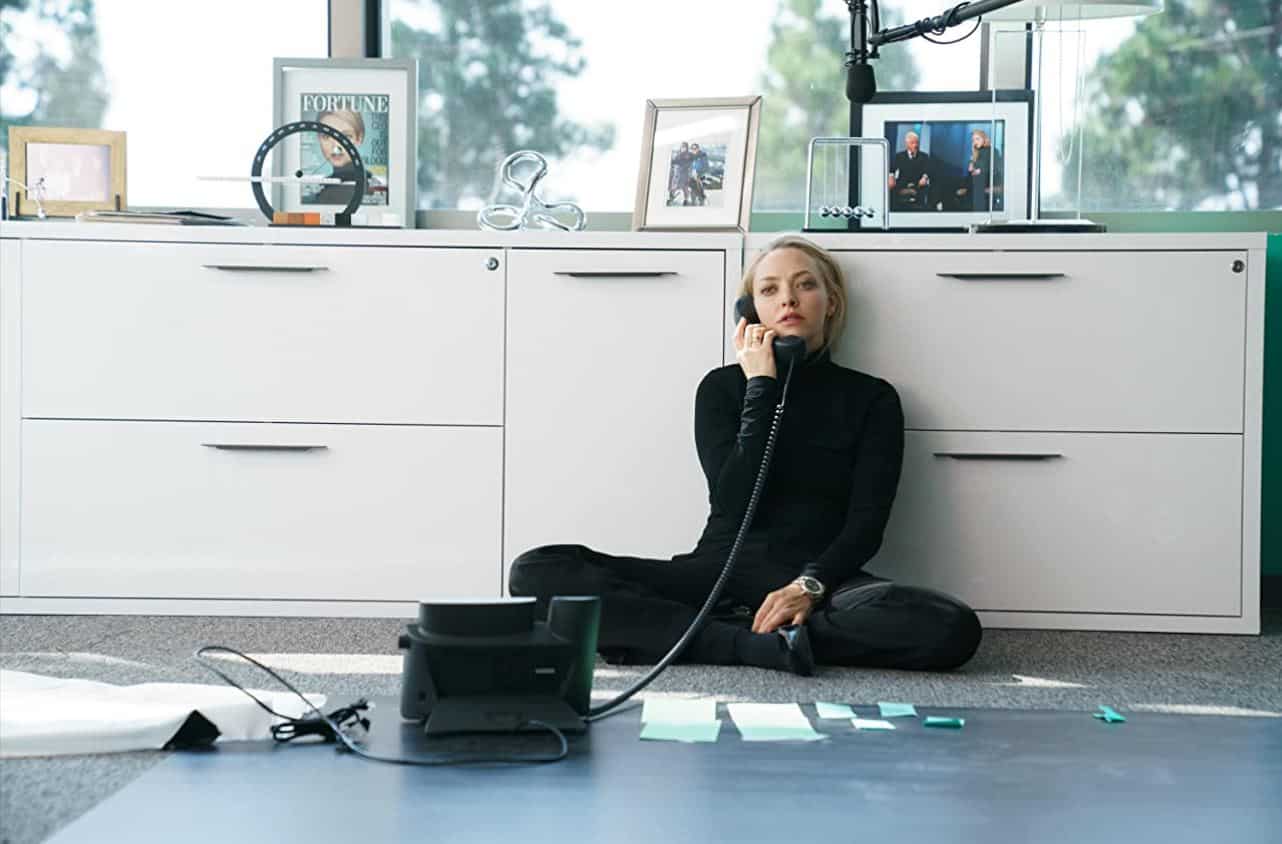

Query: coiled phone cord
left=586, top=356, right=798, bottom=720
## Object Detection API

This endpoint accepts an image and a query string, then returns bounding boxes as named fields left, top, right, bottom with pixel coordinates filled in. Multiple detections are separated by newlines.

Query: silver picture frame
left=633, top=96, right=762, bottom=233
left=272, top=57, right=418, bottom=227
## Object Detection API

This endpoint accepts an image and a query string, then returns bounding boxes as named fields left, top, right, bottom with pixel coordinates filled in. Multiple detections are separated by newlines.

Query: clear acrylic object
left=803, top=137, right=889, bottom=231
left=989, top=22, right=1088, bottom=222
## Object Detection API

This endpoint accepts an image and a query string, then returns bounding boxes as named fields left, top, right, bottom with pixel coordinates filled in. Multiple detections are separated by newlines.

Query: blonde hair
left=970, top=128, right=991, bottom=163
left=739, top=235, right=849, bottom=356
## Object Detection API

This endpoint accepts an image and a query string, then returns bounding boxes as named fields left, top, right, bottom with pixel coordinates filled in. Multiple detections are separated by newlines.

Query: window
left=387, top=0, right=982, bottom=212
left=0, top=0, right=328, bottom=208
left=1032, top=1, right=1282, bottom=212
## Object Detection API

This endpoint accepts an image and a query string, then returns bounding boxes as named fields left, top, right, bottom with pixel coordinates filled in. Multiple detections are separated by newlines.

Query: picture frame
left=5, top=126, right=126, bottom=218
left=633, top=96, right=762, bottom=232
left=855, top=91, right=1033, bottom=231
left=272, top=57, right=418, bottom=228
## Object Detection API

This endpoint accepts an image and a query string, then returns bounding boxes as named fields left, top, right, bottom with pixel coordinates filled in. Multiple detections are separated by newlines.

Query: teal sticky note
left=738, top=725, right=825, bottom=742
left=923, top=716, right=965, bottom=729
left=640, top=720, right=722, bottom=743
left=878, top=702, right=918, bottom=718
left=1094, top=705, right=1127, bottom=724
left=815, top=701, right=856, bottom=719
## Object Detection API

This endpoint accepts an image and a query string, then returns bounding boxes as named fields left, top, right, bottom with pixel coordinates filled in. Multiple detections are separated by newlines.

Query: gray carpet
left=2, top=611, right=1280, bottom=844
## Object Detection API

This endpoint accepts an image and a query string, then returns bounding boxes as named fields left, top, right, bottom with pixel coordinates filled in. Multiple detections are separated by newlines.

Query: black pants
left=508, top=544, right=983, bottom=672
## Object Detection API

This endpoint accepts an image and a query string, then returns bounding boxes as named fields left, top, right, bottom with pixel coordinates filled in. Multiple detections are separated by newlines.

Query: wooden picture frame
left=633, top=96, right=762, bottom=233
left=6, top=126, right=126, bottom=218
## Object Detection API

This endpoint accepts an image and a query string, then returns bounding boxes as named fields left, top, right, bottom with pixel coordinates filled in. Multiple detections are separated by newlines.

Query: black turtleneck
left=687, top=348, right=905, bottom=590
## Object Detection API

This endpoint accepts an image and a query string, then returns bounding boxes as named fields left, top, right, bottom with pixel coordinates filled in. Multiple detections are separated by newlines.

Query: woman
left=309, top=109, right=385, bottom=206
left=958, top=128, right=1004, bottom=212
left=509, top=236, right=982, bottom=676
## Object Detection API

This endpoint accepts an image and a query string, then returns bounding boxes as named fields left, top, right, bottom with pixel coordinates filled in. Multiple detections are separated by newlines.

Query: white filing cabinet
left=0, top=225, right=1265, bottom=632
left=744, top=233, right=1265, bottom=634
left=0, top=225, right=740, bottom=617
left=9, top=233, right=511, bottom=611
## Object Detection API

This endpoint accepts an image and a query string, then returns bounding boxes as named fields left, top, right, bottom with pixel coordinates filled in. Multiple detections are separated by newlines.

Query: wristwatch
left=793, top=575, right=826, bottom=603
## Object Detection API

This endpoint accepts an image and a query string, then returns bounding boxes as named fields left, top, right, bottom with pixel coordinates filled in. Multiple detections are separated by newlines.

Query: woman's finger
left=752, top=601, right=768, bottom=633
left=754, top=593, right=779, bottom=633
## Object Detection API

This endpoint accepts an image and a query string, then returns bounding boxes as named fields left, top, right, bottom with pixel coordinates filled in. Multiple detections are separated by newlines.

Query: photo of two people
left=666, top=139, right=727, bottom=208
left=885, top=120, right=1005, bottom=213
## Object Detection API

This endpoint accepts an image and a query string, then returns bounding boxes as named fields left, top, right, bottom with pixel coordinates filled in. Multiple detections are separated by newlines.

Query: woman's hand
left=752, top=582, right=815, bottom=633
left=734, top=317, right=777, bottom=380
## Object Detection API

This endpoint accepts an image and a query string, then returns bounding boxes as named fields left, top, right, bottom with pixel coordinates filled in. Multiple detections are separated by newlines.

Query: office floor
left=2, top=611, right=1280, bottom=844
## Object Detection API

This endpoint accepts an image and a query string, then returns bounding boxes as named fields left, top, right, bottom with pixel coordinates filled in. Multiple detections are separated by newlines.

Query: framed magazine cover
left=855, top=90, right=1033, bottom=230
left=272, top=57, right=417, bottom=227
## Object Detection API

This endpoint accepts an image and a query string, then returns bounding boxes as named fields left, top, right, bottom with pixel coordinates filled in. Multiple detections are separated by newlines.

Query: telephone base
left=422, top=696, right=587, bottom=736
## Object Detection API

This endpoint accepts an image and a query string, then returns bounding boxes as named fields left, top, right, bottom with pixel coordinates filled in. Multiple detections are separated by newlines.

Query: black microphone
left=846, top=60, right=877, bottom=104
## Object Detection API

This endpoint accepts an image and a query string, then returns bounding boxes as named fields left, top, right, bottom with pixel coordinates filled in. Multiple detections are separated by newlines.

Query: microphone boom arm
left=869, top=0, right=1026, bottom=47
left=845, top=0, right=1027, bottom=102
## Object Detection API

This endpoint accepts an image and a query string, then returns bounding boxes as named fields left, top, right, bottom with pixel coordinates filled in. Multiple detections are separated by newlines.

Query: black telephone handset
left=734, top=295, right=806, bottom=370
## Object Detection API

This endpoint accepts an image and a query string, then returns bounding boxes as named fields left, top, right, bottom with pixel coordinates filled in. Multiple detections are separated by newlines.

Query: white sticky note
left=815, top=702, right=856, bottom=719
left=852, top=718, right=896, bottom=731
left=738, top=725, right=825, bottom=742
left=726, top=703, right=812, bottom=730
left=641, top=698, right=717, bottom=725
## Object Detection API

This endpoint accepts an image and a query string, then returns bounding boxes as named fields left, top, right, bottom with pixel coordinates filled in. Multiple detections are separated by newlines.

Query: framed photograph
left=272, top=57, right=418, bottom=227
left=633, top=96, right=762, bottom=232
left=6, top=126, right=126, bottom=218
left=856, top=91, right=1033, bottom=230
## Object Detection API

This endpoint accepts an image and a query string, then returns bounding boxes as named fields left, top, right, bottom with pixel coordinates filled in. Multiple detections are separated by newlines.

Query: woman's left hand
left=752, top=582, right=815, bottom=633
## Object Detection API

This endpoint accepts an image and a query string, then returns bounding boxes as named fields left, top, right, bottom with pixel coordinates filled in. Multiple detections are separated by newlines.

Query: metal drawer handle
left=201, top=443, right=329, bottom=452
left=934, top=452, right=1063, bottom=460
left=936, top=273, right=1066, bottom=281
left=552, top=271, right=678, bottom=278
left=203, top=264, right=330, bottom=273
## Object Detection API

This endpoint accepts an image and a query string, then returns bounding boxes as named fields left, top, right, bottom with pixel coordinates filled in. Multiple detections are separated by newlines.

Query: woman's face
left=751, top=248, right=834, bottom=354
left=318, top=114, right=363, bottom=167
left=972, top=132, right=985, bottom=150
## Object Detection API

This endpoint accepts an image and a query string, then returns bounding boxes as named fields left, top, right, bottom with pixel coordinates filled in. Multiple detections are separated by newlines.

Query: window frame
left=355, top=2, right=1279, bottom=222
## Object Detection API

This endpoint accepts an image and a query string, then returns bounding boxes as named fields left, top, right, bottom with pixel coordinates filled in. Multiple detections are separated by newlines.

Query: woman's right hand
left=734, top=317, right=777, bottom=380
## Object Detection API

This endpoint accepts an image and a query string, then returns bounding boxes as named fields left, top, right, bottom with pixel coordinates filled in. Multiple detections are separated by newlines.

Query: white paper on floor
left=0, top=670, right=327, bottom=758
left=640, top=698, right=718, bottom=724
left=725, top=703, right=812, bottom=729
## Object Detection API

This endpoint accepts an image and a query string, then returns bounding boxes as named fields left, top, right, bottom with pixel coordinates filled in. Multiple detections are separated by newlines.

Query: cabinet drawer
left=833, top=250, right=1247, bottom=432
left=504, top=249, right=725, bottom=564
left=19, top=420, right=502, bottom=600
left=870, top=431, right=1242, bottom=617
left=22, top=240, right=503, bottom=424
